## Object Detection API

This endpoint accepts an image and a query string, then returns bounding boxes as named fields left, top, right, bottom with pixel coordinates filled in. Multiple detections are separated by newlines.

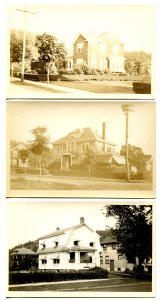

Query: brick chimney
left=80, top=217, right=85, bottom=224
left=102, top=122, right=107, bottom=152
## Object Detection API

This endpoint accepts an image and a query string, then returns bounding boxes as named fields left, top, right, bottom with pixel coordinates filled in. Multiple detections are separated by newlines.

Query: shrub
left=9, top=268, right=109, bottom=284
left=133, top=82, right=151, bottom=94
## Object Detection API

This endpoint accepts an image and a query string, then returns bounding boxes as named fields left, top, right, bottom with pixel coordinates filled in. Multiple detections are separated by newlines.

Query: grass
left=10, top=80, right=63, bottom=93
left=51, top=81, right=135, bottom=94
left=10, top=179, right=76, bottom=190
left=10, top=178, right=152, bottom=191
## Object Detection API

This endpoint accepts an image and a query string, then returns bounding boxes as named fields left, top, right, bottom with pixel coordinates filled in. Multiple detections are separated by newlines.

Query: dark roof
left=52, top=127, right=116, bottom=146
left=96, top=229, right=117, bottom=244
left=10, top=247, right=37, bottom=256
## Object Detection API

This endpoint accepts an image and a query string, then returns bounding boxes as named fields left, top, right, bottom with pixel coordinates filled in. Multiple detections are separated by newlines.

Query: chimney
left=80, top=217, right=85, bottom=224
left=56, top=227, right=60, bottom=231
left=102, top=122, right=107, bottom=152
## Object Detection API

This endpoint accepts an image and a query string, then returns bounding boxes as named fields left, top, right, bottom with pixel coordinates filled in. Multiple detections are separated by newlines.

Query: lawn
left=51, top=81, right=135, bottom=94
left=10, top=179, right=77, bottom=190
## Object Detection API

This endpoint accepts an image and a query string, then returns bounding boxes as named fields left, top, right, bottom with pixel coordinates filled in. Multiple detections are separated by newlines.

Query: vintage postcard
left=6, top=101, right=156, bottom=198
left=7, top=200, right=155, bottom=297
left=7, top=4, right=155, bottom=99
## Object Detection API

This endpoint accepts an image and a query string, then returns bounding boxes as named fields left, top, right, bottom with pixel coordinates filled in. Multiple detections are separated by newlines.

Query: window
left=74, top=240, right=79, bottom=246
left=82, top=142, right=90, bottom=150
left=77, top=42, right=83, bottom=53
left=53, top=259, right=60, bottom=264
left=99, top=42, right=106, bottom=55
left=77, top=58, right=84, bottom=65
left=42, top=259, right=47, bottom=264
left=113, top=44, right=119, bottom=55
left=89, top=242, right=94, bottom=247
left=100, top=255, right=103, bottom=264
left=105, top=256, right=109, bottom=264
left=42, top=244, right=46, bottom=249
left=103, top=244, right=107, bottom=249
left=55, top=242, right=59, bottom=247
left=118, top=255, right=123, bottom=260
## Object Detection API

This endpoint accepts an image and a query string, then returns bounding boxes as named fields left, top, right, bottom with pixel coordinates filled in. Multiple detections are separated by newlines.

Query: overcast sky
left=7, top=201, right=116, bottom=248
left=7, top=101, right=155, bottom=155
left=7, top=4, right=155, bottom=52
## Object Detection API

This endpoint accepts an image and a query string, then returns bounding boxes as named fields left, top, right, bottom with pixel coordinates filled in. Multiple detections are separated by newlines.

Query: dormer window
left=89, top=242, right=94, bottom=247
left=74, top=240, right=79, bottom=246
left=55, top=241, right=59, bottom=247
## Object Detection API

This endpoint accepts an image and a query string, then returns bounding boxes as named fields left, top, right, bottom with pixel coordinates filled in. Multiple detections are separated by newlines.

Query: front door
left=110, top=260, right=114, bottom=271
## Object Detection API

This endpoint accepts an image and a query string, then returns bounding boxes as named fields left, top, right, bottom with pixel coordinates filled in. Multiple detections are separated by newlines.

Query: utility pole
left=122, top=104, right=134, bottom=182
left=16, top=6, right=35, bottom=82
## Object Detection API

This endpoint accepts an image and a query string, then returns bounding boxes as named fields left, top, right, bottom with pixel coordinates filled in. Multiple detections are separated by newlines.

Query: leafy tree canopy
left=103, top=205, right=152, bottom=265
left=29, top=126, right=50, bottom=156
left=10, top=30, right=35, bottom=63
left=35, top=33, right=66, bottom=65
left=120, top=144, right=147, bottom=171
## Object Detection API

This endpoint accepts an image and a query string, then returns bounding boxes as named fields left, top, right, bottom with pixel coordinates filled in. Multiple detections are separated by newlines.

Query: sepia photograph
left=7, top=201, right=154, bottom=297
left=7, top=101, right=155, bottom=198
left=7, top=4, right=155, bottom=99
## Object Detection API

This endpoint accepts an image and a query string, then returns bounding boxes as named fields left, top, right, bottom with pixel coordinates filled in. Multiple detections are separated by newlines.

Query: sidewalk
left=9, top=77, right=96, bottom=95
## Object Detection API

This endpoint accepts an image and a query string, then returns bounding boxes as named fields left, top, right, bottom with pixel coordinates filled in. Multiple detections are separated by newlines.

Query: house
left=10, top=142, right=52, bottom=172
left=97, top=230, right=128, bottom=272
left=10, top=247, right=38, bottom=271
left=73, top=32, right=125, bottom=73
left=52, top=122, right=124, bottom=171
left=37, top=217, right=101, bottom=271
left=10, top=143, right=29, bottom=168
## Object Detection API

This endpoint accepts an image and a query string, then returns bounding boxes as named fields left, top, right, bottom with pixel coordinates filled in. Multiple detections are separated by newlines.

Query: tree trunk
left=39, top=156, right=42, bottom=182
left=88, top=164, right=91, bottom=177
left=47, top=63, right=50, bottom=87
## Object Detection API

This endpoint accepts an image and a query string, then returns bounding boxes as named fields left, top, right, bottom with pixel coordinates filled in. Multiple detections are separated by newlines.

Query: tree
left=103, top=205, right=152, bottom=266
left=84, top=149, right=95, bottom=177
left=124, top=51, right=151, bottom=76
left=35, top=33, right=66, bottom=85
left=10, top=30, right=33, bottom=63
left=29, top=127, right=50, bottom=181
left=120, top=144, right=147, bottom=173
left=18, top=149, right=30, bottom=174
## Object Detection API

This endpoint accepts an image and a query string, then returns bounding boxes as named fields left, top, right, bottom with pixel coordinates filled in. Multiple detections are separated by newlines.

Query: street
left=9, top=277, right=152, bottom=292
left=11, top=174, right=152, bottom=191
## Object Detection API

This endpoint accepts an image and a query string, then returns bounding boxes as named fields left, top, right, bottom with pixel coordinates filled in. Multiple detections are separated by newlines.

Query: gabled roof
left=10, top=142, right=28, bottom=152
left=10, top=247, right=37, bottom=256
left=96, top=229, right=117, bottom=244
left=52, top=127, right=116, bottom=146
left=97, top=31, right=124, bottom=45
left=37, top=222, right=94, bottom=241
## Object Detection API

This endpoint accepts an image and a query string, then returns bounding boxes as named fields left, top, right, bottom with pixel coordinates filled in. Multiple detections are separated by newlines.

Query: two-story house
left=97, top=230, right=128, bottom=272
left=10, top=247, right=38, bottom=271
left=52, top=122, right=123, bottom=171
left=73, top=31, right=125, bottom=73
left=10, top=143, right=29, bottom=168
left=37, top=217, right=101, bottom=271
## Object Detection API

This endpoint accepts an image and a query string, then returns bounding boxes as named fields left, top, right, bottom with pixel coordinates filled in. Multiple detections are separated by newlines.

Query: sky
left=7, top=101, right=155, bottom=155
left=7, top=4, right=155, bottom=52
left=7, top=200, right=116, bottom=248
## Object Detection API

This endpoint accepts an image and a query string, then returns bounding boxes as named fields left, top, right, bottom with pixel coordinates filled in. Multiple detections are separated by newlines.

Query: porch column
left=61, top=157, right=63, bottom=170
left=75, top=252, right=79, bottom=263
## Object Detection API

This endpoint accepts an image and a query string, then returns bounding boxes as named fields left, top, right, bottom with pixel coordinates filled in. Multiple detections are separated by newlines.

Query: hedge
left=133, top=82, right=151, bottom=94
left=9, top=268, right=109, bottom=285
left=49, top=169, right=144, bottom=180
left=60, top=74, right=148, bottom=82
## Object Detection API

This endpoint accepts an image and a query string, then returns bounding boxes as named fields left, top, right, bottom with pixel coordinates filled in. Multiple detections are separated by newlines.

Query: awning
left=49, top=254, right=60, bottom=259
left=39, top=255, right=47, bottom=260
